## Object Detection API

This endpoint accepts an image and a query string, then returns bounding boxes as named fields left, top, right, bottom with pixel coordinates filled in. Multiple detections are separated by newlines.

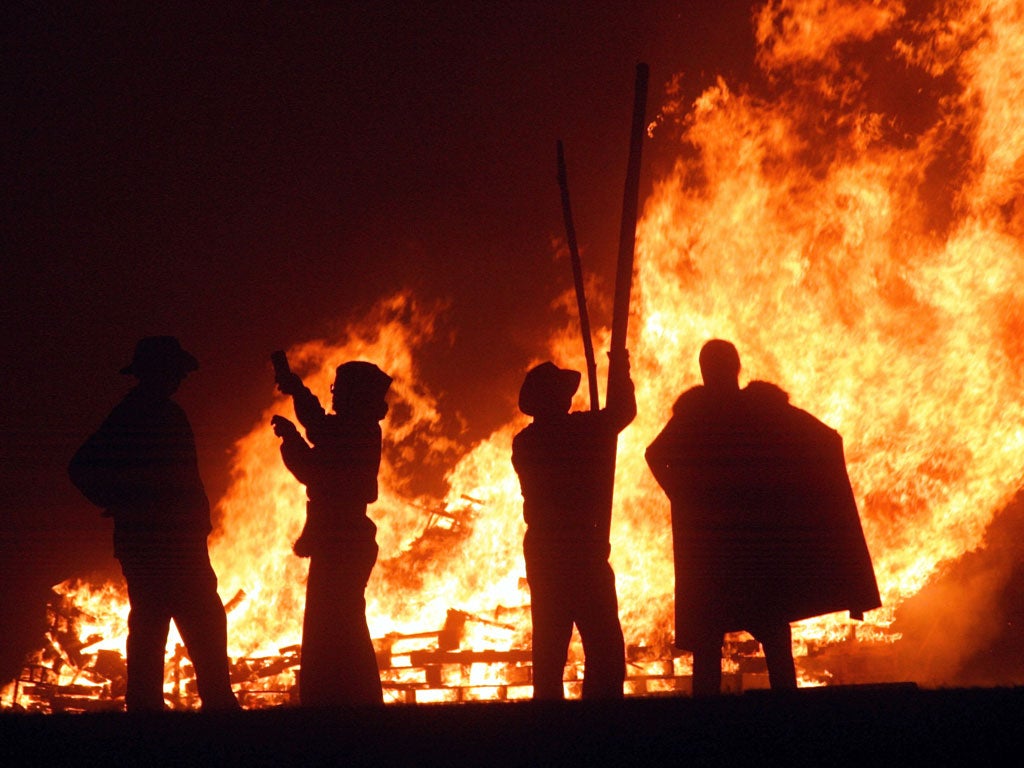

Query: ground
left=2, top=685, right=1022, bottom=766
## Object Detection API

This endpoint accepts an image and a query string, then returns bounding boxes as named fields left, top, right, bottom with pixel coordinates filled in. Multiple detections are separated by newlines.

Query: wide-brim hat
left=120, top=336, right=199, bottom=377
left=518, top=361, right=581, bottom=417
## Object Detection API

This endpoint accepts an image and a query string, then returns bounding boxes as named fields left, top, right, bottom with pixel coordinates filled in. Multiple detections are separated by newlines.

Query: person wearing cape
left=646, top=339, right=880, bottom=694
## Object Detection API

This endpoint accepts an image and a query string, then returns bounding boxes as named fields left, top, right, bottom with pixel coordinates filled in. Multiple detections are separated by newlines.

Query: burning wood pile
left=3, top=577, right=898, bottom=712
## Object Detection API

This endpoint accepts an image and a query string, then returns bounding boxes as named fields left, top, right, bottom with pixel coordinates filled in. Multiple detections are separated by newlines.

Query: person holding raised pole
left=511, top=64, right=647, bottom=699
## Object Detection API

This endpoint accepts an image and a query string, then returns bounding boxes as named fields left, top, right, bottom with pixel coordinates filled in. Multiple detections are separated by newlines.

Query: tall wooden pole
left=592, top=63, right=649, bottom=546
left=557, top=139, right=600, bottom=411
left=609, top=62, right=649, bottom=358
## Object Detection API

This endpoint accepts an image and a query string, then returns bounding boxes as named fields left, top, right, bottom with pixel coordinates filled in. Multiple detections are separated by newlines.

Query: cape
left=646, top=381, right=881, bottom=646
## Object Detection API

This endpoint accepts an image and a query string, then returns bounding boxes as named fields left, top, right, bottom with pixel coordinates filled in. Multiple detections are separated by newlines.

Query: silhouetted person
left=511, top=350, right=636, bottom=699
left=646, top=339, right=881, bottom=695
left=68, top=336, right=238, bottom=712
left=273, top=357, right=392, bottom=706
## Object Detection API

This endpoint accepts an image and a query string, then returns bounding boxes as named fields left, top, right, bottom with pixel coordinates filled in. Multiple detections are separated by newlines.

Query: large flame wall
left=632, top=0, right=1024, bottom=629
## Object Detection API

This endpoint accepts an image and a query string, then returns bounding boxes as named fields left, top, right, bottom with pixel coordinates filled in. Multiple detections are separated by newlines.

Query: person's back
left=86, top=383, right=211, bottom=541
left=513, top=355, right=635, bottom=542
left=512, top=408, right=619, bottom=544
left=280, top=407, right=383, bottom=524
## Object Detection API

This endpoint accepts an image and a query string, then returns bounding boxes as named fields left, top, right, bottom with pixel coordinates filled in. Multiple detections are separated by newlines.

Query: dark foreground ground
left=3, top=684, right=1022, bottom=766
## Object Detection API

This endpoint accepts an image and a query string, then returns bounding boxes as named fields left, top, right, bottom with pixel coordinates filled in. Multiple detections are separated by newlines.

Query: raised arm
left=276, top=368, right=330, bottom=439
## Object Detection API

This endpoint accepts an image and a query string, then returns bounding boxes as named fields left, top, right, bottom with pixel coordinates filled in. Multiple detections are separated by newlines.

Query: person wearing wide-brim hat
left=511, top=349, right=636, bottom=700
left=69, top=336, right=238, bottom=712
left=272, top=355, right=392, bottom=706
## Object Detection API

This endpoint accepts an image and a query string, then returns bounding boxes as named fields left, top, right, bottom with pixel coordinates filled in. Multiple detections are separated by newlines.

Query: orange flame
left=628, top=0, right=1024, bottom=669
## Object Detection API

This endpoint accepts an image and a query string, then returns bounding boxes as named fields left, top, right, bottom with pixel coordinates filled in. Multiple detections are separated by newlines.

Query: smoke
left=891, top=495, right=1024, bottom=686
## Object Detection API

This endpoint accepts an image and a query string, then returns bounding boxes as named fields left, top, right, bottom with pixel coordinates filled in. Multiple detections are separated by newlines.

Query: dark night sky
left=1, top=2, right=758, bottom=671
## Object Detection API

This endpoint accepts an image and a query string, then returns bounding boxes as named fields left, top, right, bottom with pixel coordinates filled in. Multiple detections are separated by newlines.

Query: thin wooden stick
left=556, top=139, right=600, bottom=411
left=609, top=62, right=649, bottom=358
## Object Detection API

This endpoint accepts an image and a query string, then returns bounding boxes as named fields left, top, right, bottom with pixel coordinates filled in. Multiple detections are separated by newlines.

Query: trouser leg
left=122, top=570, right=172, bottom=712
left=526, top=576, right=573, bottom=700
left=528, top=595, right=573, bottom=699
left=172, top=559, right=238, bottom=710
left=753, top=622, right=797, bottom=691
left=690, top=634, right=724, bottom=696
left=576, top=561, right=625, bottom=699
